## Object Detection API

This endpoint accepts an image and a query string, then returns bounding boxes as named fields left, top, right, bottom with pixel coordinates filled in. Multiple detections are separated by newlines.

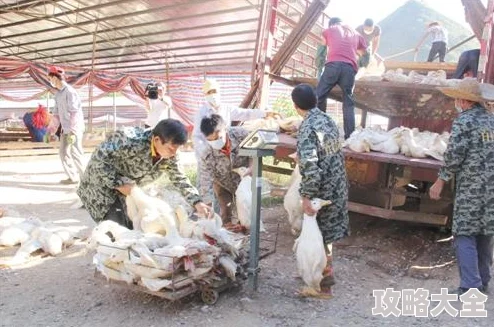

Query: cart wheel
left=201, top=288, right=219, bottom=305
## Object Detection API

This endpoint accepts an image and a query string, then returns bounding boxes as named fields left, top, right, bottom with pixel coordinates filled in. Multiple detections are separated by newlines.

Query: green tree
left=272, top=94, right=297, bottom=117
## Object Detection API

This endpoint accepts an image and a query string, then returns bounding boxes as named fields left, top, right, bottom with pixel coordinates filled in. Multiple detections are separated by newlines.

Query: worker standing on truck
left=452, top=49, right=480, bottom=79
left=415, top=22, right=448, bottom=62
left=316, top=17, right=368, bottom=139
left=355, top=18, right=381, bottom=56
left=293, top=84, right=349, bottom=298
left=430, top=78, right=494, bottom=295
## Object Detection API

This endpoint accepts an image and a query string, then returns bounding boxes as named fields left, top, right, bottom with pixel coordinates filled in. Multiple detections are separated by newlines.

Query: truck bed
left=275, top=133, right=443, bottom=170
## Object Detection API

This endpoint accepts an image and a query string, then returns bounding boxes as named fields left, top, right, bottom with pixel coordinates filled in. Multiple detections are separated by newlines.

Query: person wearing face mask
left=192, top=79, right=277, bottom=163
left=77, top=119, right=211, bottom=228
left=355, top=18, right=381, bottom=56
left=192, top=79, right=278, bottom=212
left=429, top=78, right=494, bottom=295
left=46, top=66, right=85, bottom=185
left=199, top=114, right=251, bottom=227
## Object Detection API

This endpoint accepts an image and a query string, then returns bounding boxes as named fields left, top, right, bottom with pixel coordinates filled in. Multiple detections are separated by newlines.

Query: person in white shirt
left=144, top=82, right=173, bottom=128
left=47, top=66, right=85, bottom=185
left=415, top=21, right=448, bottom=62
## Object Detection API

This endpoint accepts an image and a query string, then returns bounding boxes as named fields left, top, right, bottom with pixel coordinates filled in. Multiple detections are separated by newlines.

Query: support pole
left=239, top=147, right=274, bottom=292
left=248, top=155, right=263, bottom=291
left=113, top=91, right=117, bottom=131
left=360, top=109, right=367, bottom=128
left=241, top=0, right=329, bottom=108
left=165, top=52, right=171, bottom=118
left=478, top=0, right=494, bottom=82
left=258, top=0, right=277, bottom=110
left=88, top=80, right=93, bottom=133
left=88, top=24, right=99, bottom=133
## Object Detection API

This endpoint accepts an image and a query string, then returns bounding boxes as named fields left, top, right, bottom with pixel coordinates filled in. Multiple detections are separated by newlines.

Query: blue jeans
left=316, top=61, right=356, bottom=139
left=454, top=235, right=494, bottom=289
left=453, top=49, right=480, bottom=79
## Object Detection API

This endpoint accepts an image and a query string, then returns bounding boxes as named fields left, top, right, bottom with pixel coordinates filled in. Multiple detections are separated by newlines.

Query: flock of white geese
left=344, top=125, right=449, bottom=161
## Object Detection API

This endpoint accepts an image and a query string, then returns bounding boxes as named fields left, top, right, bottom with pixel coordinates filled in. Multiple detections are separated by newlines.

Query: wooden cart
left=94, top=269, right=238, bottom=305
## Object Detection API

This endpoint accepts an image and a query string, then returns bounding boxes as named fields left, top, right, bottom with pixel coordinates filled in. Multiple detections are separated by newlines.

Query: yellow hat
left=437, top=78, right=483, bottom=102
left=202, top=79, right=220, bottom=94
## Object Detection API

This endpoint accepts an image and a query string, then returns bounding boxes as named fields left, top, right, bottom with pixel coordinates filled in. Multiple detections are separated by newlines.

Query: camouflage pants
left=195, top=157, right=220, bottom=213
left=213, top=182, right=234, bottom=224
left=316, top=204, right=349, bottom=245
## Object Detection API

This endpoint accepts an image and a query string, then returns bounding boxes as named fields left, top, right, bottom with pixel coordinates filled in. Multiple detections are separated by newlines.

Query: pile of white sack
left=343, top=126, right=450, bottom=161
left=89, top=186, right=246, bottom=292
left=0, top=216, right=86, bottom=266
left=360, top=68, right=463, bottom=87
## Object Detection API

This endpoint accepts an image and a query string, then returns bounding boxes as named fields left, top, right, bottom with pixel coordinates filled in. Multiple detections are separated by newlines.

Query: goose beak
left=320, top=199, right=332, bottom=207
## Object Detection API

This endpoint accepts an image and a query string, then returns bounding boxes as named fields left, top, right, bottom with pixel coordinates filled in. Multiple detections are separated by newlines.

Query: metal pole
left=248, top=156, right=263, bottom=291
left=113, top=92, right=117, bottom=131
left=165, top=52, right=171, bottom=119
left=88, top=80, right=93, bottom=133
left=478, top=0, right=494, bottom=82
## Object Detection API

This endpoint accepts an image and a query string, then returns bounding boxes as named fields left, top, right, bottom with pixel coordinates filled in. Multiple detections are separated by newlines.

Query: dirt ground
left=0, top=154, right=493, bottom=327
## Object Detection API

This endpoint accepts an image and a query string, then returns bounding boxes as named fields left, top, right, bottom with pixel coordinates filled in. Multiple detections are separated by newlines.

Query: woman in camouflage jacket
left=198, top=114, right=250, bottom=225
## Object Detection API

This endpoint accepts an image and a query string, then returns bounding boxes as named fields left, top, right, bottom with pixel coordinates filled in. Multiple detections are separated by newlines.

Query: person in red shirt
left=316, top=17, right=368, bottom=139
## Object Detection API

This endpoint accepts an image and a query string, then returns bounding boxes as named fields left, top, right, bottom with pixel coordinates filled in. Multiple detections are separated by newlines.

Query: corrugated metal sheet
left=0, top=0, right=327, bottom=76
left=0, top=0, right=261, bottom=74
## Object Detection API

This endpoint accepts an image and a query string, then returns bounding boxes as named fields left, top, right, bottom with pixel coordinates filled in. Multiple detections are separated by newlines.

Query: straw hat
left=438, top=78, right=483, bottom=102
left=202, top=79, right=220, bottom=94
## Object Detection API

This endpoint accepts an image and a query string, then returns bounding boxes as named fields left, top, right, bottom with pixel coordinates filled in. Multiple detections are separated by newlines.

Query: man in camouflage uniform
left=77, top=119, right=210, bottom=228
left=199, top=114, right=250, bottom=227
left=430, top=78, right=494, bottom=295
left=293, top=84, right=349, bottom=297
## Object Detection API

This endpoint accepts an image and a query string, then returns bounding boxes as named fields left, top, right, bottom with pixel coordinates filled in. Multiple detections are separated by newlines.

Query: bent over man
left=77, top=119, right=210, bottom=228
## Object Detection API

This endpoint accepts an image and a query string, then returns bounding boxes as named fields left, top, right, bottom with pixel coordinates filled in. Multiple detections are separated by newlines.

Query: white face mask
left=206, top=94, right=221, bottom=108
left=363, top=27, right=374, bottom=35
left=208, top=133, right=226, bottom=150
